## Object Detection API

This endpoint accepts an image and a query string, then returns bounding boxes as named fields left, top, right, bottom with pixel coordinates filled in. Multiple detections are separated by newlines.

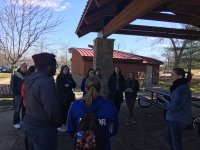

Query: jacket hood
left=25, top=71, right=49, bottom=89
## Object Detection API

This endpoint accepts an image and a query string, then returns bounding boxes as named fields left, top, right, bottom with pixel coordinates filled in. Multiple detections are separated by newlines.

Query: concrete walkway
left=0, top=101, right=200, bottom=150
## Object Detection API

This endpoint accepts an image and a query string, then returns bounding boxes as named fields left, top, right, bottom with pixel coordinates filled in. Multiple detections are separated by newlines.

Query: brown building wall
left=113, top=63, right=146, bottom=79
left=71, top=51, right=84, bottom=76
left=84, top=60, right=93, bottom=77
left=71, top=52, right=161, bottom=87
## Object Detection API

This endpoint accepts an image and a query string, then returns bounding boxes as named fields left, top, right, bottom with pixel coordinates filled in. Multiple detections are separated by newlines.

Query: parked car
left=0, top=66, right=12, bottom=73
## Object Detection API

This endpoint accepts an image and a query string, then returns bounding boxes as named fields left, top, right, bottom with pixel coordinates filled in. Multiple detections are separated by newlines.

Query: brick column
left=93, top=38, right=114, bottom=97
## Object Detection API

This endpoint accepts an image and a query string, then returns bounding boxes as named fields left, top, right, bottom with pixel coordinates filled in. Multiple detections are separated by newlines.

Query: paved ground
left=0, top=99, right=200, bottom=150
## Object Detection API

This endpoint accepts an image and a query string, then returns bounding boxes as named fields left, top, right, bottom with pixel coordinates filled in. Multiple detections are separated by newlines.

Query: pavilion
left=75, top=0, right=200, bottom=95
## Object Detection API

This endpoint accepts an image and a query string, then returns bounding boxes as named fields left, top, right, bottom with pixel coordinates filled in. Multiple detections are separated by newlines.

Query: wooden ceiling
left=76, top=0, right=200, bottom=40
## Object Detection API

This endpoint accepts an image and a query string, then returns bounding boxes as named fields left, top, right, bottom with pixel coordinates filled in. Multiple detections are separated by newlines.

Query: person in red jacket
left=21, top=65, right=36, bottom=150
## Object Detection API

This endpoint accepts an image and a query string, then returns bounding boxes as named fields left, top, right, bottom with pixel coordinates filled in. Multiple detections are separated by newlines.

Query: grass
left=0, top=73, right=11, bottom=79
left=157, top=77, right=200, bottom=94
left=0, top=98, right=13, bottom=106
left=191, top=70, right=200, bottom=75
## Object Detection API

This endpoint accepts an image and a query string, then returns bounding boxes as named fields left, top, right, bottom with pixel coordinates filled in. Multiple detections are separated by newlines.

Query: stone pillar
left=93, top=38, right=114, bottom=97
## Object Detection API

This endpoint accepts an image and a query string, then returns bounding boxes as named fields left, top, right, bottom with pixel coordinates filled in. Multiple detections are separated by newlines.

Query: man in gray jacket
left=23, top=53, right=63, bottom=150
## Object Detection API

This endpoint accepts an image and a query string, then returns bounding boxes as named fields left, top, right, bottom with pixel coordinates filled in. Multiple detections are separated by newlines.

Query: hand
left=158, top=95, right=169, bottom=103
left=65, top=84, right=69, bottom=87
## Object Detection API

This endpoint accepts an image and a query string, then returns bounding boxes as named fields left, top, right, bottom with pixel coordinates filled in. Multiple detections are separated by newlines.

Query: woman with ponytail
left=67, top=76, right=118, bottom=150
left=160, top=68, right=192, bottom=150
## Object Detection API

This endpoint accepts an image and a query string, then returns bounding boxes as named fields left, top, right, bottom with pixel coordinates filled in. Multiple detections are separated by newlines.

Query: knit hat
left=32, top=53, right=56, bottom=70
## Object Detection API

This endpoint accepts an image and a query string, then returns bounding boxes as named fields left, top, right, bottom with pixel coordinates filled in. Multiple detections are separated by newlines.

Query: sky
left=2, top=0, right=180, bottom=61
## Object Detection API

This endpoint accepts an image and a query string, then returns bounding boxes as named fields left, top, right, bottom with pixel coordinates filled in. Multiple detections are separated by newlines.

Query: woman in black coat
left=107, top=66, right=125, bottom=112
left=56, top=65, right=76, bottom=132
left=125, top=72, right=139, bottom=125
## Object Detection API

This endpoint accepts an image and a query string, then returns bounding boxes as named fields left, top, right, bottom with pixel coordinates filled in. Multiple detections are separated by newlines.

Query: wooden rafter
left=141, top=12, right=200, bottom=26
left=76, top=0, right=200, bottom=40
left=123, top=25, right=200, bottom=36
left=168, top=0, right=200, bottom=6
left=84, top=2, right=117, bottom=25
left=98, top=0, right=167, bottom=37
left=78, top=21, right=102, bottom=37
left=94, top=0, right=112, bottom=8
left=116, top=30, right=200, bottom=40
left=165, top=3, right=200, bottom=17
left=116, top=24, right=200, bottom=40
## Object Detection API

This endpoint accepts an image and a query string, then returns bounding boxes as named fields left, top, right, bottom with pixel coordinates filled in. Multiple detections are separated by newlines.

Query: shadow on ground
left=0, top=98, right=200, bottom=150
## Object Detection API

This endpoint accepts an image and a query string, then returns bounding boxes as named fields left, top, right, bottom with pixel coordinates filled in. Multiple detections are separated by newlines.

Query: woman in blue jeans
left=160, top=68, right=192, bottom=150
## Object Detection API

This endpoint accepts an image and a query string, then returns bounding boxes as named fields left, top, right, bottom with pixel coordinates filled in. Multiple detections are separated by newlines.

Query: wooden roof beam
left=123, top=25, right=200, bottom=36
left=116, top=30, right=200, bottom=40
left=84, top=2, right=117, bottom=25
left=168, top=0, right=200, bottom=6
left=165, top=4, right=200, bottom=17
left=77, top=21, right=103, bottom=37
left=98, top=0, right=167, bottom=38
left=141, top=12, right=200, bottom=26
left=94, top=0, right=113, bottom=8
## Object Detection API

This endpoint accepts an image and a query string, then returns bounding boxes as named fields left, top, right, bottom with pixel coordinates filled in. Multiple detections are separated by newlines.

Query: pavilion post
left=93, top=38, right=114, bottom=97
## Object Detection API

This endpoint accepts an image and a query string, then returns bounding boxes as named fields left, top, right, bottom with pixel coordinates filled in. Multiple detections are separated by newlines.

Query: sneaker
left=130, top=118, right=136, bottom=124
left=62, top=124, right=68, bottom=131
left=14, top=123, right=21, bottom=129
left=57, top=124, right=67, bottom=132
left=125, top=119, right=130, bottom=125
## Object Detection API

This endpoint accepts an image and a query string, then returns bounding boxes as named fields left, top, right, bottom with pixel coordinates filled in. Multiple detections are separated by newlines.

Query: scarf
left=170, top=78, right=189, bottom=93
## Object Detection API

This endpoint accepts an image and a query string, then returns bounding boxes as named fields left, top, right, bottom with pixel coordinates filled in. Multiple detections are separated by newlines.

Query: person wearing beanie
left=23, top=52, right=63, bottom=150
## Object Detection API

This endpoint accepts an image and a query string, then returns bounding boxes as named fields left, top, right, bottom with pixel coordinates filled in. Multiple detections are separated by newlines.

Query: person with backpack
left=125, top=72, right=139, bottom=125
left=56, top=65, right=76, bottom=132
left=23, top=53, right=63, bottom=150
left=11, top=62, right=27, bottom=129
left=67, top=76, right=118, bottom=150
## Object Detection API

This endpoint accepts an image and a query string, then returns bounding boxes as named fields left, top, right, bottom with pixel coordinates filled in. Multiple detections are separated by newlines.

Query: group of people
left=10, top=52, right=192, bottom=150
left=81, top=66, right=140, bottom=125
left=11, top=53, right=75, bottom=150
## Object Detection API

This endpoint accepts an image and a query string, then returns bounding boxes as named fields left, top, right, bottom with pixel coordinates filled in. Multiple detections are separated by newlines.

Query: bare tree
left=115, top=41, right=126, bottom=51
left=0, top=0, right=63, bottom=73
left=181, top=41, right=200, bottom=73
left=152, top=25, right=200, bottom=68
left=161, top=49, right=173, bottom=72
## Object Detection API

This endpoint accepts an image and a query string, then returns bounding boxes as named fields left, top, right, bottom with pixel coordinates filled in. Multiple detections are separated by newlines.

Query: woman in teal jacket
left=68, top=76, right=118, bottom=150
left=161, top=68, right=192, bottom=150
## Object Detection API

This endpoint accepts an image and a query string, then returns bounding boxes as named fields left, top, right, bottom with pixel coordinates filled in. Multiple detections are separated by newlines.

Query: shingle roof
left=69, top=48, right=163, bottom=64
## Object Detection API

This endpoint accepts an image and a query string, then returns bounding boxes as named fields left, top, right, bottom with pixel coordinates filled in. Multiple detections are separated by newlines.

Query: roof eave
left=75, top=0, right=93, bottom=37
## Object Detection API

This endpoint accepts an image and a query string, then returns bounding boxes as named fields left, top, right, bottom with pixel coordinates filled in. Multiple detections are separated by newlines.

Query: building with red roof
left=69, top=47, right=163, bottom=86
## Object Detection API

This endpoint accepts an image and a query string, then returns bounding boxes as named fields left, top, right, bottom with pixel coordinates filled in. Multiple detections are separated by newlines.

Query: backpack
left=74, top=107, right=104, bottom=150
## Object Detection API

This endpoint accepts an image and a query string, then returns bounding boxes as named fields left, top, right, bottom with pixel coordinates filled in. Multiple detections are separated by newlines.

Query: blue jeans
left=23, top=125, right=58, bottom=150
left=13, top=95, right=22, bottom=124
left=166, top=121, right=184, bottom=150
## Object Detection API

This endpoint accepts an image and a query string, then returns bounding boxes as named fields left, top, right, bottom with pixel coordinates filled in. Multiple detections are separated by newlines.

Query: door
left=146, top=65, right=153, bottom=86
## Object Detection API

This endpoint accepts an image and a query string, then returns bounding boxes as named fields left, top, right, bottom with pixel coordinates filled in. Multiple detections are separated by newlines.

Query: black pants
left=108, top=91, right=123, bottom=113
left=62, top=100, right=72, bottom=124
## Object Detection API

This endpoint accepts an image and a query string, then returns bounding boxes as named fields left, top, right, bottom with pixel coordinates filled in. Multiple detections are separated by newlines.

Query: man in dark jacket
left=11, top=62, right=27, bottom=129
left=23, top=53, right=63, bottom=150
